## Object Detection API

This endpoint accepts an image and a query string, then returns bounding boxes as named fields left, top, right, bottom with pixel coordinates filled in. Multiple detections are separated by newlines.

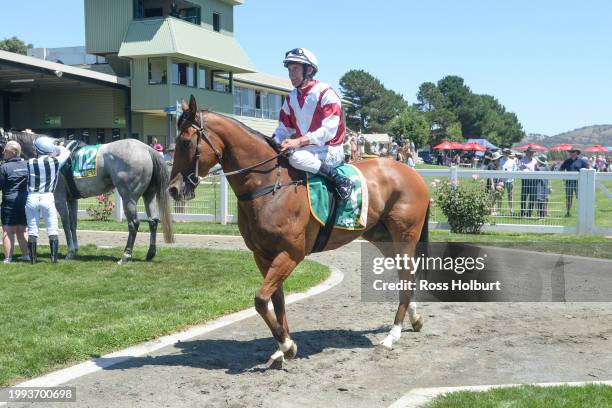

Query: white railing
left=76, top=167, right=612, bottom=235
left=418, top=168, right=605, bottom=234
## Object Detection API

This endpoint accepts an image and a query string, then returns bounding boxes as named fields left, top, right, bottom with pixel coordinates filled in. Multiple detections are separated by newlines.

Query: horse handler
left=274, top=47, right=354, bottom=201
left=25, top=136, right=70, bottom=263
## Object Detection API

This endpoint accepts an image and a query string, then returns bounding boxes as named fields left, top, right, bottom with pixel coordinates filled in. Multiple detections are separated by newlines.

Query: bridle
left=184, top=112, right=222, bottom=188
left=182, top=111, right=302, bottom=200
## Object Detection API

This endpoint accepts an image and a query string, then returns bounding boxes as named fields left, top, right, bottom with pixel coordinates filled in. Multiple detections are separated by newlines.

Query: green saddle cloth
left=306, top=164, right=368, bottom=230
left=70, top=143, right=101, bottom=178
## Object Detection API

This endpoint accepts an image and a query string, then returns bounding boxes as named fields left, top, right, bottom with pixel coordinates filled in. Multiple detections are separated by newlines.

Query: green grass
left=77, top=219, right=242, bottom=235
left=426, top=384, right=612, bottom=408
left=0, top=245, right=329, bottom=386
left=429, top=230, right=612, bottom=259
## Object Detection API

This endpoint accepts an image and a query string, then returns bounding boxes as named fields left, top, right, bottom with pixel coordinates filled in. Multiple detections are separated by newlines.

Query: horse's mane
left=204, top=110, right=281, bottom=152
left=8, top=131, right=40, bottom=147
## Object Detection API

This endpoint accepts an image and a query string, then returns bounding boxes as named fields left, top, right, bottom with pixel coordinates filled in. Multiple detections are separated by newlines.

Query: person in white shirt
left=499, top=148, right=518, bottom=214
left=274, top=48, right=353, bottom=200
left=518, top=147, right=538, bottom=218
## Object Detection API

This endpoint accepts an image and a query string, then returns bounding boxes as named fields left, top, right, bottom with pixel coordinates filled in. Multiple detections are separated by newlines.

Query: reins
left=186, top=112, right=303, bottom=201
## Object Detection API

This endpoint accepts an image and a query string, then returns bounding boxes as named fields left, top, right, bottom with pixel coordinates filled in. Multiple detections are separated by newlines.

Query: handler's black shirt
left=0, top=157, right=28, bottom=200
left=560, top=157, right=590, bottom=172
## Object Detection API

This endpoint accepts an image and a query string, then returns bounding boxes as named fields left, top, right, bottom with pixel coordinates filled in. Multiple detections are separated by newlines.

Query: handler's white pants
left=26, top=192, right=59, bottom=237
left=288, top=145, right=345, bottom=173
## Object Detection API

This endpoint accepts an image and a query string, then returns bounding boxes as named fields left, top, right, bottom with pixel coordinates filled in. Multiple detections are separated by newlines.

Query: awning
left=362, top=133, right=391, bottom=144
left=118, top=18, right=256, bottom=73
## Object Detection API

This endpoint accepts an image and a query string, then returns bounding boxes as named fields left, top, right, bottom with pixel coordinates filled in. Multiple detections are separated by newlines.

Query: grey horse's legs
left=56, top=198, right=75, bottom=259
left=142, top=188, right=159, bottom=261
left=119, top=199, right=139, bottom=265
left=68, top=199, right=79, bottom=258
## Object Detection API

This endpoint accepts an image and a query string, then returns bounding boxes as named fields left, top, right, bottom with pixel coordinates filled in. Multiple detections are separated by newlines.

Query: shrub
left=86, top=194, right=115, bottom=221
left=433, top=178, right=490, bottom=234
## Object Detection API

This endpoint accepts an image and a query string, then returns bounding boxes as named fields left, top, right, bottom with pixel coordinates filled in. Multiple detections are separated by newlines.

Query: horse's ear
left=188, top=95, right=197, bottom=115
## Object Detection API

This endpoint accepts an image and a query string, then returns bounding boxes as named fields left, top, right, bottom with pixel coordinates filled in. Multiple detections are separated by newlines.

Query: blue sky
left=1, top=0, right=610, bottom=135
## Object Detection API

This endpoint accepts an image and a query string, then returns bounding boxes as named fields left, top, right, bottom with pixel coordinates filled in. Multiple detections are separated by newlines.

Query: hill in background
left=520, top=125, right=612, bottom=147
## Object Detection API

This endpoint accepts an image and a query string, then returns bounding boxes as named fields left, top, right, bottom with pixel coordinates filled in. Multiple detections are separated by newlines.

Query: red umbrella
left=583, top=145, right=610, bottom=153
left=461, top=141, right=487, bottom=151
left=550, top=144, right=573, bottom=151
left=514, top=143, right=548, bottom=151
left=434, top=140, right=464, bottom=150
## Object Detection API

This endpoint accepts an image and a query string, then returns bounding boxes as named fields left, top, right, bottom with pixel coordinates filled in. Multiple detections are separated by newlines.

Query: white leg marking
left=380, top=324, right=403, bottom=349
left=408, top=301, right=419, bottom=324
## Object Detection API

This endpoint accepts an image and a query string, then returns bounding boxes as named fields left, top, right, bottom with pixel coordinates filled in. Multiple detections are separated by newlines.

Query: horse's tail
left=149, top=149, right=175, bottom=243
left=419, top=203, right=430, bottom=243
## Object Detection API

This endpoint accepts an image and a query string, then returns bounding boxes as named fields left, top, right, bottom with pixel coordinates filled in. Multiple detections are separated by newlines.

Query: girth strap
left=311, top=186, right=337, bottom=253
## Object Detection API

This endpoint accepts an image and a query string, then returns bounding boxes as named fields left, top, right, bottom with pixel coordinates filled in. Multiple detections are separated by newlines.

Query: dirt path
left=11, top=232, right=612, bottom=408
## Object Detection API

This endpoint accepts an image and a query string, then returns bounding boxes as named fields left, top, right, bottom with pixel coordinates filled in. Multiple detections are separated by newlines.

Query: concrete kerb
left=388, top=380, right=612, bottom=408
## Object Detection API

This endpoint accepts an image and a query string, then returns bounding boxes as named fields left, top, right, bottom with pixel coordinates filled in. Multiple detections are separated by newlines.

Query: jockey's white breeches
left=26, top=192, right=59, bottom=237
left=288, top=145, right=345, bottom=173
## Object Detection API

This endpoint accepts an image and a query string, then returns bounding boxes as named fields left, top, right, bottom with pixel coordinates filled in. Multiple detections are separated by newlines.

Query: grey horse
left=2, top=130, right=174, bottom=263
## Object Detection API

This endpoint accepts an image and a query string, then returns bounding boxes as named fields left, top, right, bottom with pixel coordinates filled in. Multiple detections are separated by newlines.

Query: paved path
left=10, top=232, right=612, bottom=408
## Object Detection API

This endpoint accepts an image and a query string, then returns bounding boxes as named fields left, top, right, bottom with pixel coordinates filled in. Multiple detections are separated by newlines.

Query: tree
left=445, top=122, right=463, bottom=142
left=389, top=107, right=430, bottom=149
left=0, top=36, right=33, bottom=55
left=339, top=69, right=407, bottom=133
left=423, top=75, right=525, bottom=145
left=414, top=81, right=459, bottom=145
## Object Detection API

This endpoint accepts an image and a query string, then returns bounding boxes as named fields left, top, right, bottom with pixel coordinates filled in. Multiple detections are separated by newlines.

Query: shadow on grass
left=100, top=328, right=387, bottom=374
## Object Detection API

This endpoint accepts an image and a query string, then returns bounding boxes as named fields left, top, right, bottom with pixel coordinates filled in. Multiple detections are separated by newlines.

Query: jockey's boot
left=318, top=163, right=354, bottom=201
left=49, top=235, right=59, bottom=263
left=28, top=235, right=38, bottom=265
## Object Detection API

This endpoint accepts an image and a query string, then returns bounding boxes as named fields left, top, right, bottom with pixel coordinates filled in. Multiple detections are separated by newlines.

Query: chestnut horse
left=169, top=96, right=430, bottom=367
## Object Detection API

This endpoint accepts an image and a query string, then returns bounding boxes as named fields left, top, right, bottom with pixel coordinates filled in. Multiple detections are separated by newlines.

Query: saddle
left=61, top=140, right=88, bottom=200
left=308, top=164, right=368, bottom=253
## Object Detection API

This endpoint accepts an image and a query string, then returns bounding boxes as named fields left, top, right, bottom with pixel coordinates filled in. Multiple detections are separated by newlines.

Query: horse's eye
left=180, top=139, right=191, bottom=150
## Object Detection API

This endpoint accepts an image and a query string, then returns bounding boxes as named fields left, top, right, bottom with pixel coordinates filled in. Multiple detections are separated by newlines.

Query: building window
left=213, top=12, right=220, bottom=32
left=96, top=129, right=106, bottom=143
left=172, top=60, right=195, bottom=87
left=112, top=129, right=121, bottom=141
left=134, top=0, right=201, bottom=25
left=269, top=93, right=283, bottom=119
left=233, top=86, right=255, bottom=117
left=182, top=6, right=201, bottom=25
left=197, top=65, right=206, bottom=89
left=233, top=86, right=242, bottom=115
left=212, top=70, right=231, bottom=93
left=148, top=58, right=167, bottom=85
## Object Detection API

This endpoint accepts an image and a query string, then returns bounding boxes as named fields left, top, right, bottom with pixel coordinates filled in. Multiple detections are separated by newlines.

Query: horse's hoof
left=145, top=250, right=156, bottom=261
left=411, top=315, right=424, bottom=332
left=266, top=350, right=285, bottom=369
left=65, top=252, right=75, bottom=260
left=379, top=336, right=395, bottom=351
left=118, top=254, right=131, bottom=265
left=283, top=341, right=298, bottom=360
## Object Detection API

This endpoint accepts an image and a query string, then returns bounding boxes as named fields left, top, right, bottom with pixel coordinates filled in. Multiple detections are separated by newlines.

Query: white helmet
left=34, top=136, right=57, bottom=155
left=283, top=48, right=319, bottom=76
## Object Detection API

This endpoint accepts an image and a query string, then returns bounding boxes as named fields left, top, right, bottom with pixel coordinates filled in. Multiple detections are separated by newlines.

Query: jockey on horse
left=274, top=48, right=354, bottom=201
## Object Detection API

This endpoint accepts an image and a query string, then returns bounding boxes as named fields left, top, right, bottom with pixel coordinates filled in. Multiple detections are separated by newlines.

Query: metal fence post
left=113, top=189, right=124, bottom=222
left=220, top=175, right=229, bottom=225
left=450, top=166, right=458, bottom=187
left=577, top=168, right=596, bottom=234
